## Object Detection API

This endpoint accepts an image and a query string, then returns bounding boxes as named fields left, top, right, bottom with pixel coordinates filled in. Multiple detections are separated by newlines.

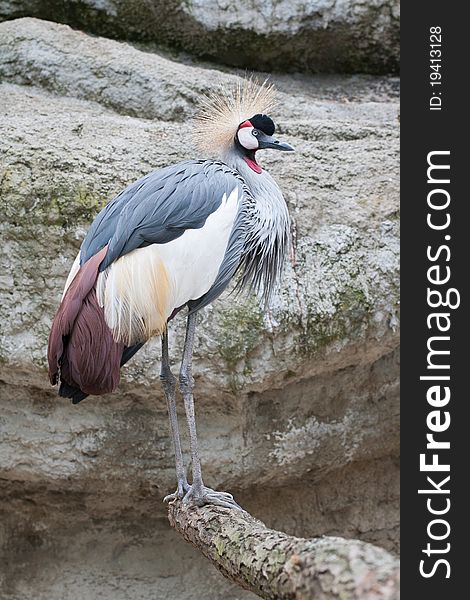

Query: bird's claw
left=163, top=491, right=180, bottom=505
left=163, top=479, right=190, bottom=504
left=182, top=485, right=243, bottom=510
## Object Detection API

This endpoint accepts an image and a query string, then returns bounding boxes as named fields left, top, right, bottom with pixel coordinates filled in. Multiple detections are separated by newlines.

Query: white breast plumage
left=93, top=186, right=240, bottom=345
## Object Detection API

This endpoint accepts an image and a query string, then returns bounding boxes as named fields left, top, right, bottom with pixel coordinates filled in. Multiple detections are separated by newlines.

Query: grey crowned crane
left=48, top=79, right=294, bottom=508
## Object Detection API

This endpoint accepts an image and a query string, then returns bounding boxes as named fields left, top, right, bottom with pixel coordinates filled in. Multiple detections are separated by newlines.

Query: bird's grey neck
left=222, top=148, right=291, bottom=306
left=223, top=149, right=282, bottom=202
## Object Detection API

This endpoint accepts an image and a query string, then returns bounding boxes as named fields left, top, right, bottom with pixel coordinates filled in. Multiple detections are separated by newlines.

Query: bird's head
left=193, top=78, right=294, bottom=173
left=235, top=113, right=294, bottom=174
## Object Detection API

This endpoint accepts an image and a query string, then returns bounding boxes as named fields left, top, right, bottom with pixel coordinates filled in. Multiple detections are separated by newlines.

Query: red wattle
left=243, top=157, right=262, bottom=174
left=239, top=120, right=253, bottom=129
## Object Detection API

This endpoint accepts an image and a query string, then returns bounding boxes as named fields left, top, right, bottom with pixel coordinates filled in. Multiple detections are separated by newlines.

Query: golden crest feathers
left=193, top=77, right=277, bottom=157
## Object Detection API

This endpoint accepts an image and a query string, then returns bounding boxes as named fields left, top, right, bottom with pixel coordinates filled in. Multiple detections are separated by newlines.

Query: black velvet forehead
left=250, top=114, right=275, bottom=136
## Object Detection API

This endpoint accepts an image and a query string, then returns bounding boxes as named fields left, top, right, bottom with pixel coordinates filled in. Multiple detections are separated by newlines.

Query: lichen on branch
left=168, top=501, right=400, bottom=600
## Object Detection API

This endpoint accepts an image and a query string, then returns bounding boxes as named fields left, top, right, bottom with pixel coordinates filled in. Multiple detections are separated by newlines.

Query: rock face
left=0, top=0, right=400, bottom=73
left=0, top=18, right=399, bottom=600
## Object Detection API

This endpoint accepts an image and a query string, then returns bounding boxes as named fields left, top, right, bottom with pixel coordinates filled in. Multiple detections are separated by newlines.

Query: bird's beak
left=257, top=131, right=295, bottom=152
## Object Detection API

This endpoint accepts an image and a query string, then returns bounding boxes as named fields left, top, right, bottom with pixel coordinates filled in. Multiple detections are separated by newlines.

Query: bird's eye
left=252, top=129, right=259, bottom=136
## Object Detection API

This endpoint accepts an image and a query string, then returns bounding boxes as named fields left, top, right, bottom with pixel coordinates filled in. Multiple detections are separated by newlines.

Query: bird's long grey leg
left=179, top=311, right=241, bottom=510
left=178, top=312, right=203, bottom=497
left=160, top=329, right=189, bottom=502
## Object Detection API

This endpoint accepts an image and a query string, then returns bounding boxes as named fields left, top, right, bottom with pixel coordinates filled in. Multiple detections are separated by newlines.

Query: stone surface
left=0, top=17, right=399, bottom=600
left=0, top=0, right=400, bottom=73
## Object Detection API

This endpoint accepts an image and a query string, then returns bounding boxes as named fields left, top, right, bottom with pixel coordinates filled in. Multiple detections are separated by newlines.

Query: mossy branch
left=168, top=501, right=400, bottom=599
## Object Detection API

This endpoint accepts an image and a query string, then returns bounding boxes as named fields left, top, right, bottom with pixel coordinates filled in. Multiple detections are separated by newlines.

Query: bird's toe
left=182, top=485, right=242, bottom=510
left=203, top=486, right=234, bottom=500
left=163, top=492, right=179, bottom=504
left=164, top=479, right=190, bottom=504
left=203, top=492, right=243, bottom=510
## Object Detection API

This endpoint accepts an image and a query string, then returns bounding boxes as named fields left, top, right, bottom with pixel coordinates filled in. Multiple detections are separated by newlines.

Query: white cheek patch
left=237, top=126, right=259, bottom=150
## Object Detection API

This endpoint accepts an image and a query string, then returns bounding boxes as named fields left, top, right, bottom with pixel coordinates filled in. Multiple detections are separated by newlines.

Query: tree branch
left=168, top=501, right=399, bottom=599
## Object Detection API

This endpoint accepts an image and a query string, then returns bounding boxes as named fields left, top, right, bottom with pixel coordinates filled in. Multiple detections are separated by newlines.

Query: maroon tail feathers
left=48, top=245, right=124, bottom=403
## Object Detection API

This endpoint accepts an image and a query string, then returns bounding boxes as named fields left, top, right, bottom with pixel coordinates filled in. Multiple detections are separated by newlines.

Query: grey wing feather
left=80, top=171, right=162, bottom=263
left=80, top=160, right=247, bottom=274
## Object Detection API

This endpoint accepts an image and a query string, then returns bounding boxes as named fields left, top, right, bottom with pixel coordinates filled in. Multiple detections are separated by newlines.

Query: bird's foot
left=183, top=485, right=242, bottom=510
left=163, top=478, right=191, bottom=504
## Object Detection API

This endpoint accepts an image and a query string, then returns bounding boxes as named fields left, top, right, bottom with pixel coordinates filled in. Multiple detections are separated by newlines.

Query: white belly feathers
left=93, top=186, right=240, bottom=345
